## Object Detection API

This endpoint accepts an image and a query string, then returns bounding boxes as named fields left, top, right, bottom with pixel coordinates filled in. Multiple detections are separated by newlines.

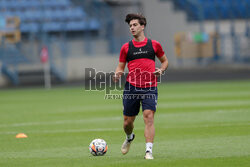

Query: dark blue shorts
left=123, top=82, right=158, bottom=116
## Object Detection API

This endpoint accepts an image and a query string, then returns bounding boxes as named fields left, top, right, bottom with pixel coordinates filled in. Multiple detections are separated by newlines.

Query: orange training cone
left=16, top=133, right=28, bottom=138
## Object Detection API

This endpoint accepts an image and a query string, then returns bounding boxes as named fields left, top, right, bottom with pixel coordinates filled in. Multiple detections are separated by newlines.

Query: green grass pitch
left=0, top=80, right=250, bottom=167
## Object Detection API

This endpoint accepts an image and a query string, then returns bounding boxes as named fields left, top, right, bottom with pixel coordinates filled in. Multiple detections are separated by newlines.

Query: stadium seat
left=20, top=22, right=39, bottom=33
left=89, top=19, right=100, bottom=30
left=0, top=0, right=100, bottom=33
left=42, top=22, right=64, bottom=32
left=66, top=21, right=87, bottom=31
left=169, top=0, right=250, bottom=21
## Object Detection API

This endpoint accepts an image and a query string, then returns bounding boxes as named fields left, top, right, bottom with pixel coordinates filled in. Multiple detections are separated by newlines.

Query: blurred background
left=0, top=0, right=250, bottom=87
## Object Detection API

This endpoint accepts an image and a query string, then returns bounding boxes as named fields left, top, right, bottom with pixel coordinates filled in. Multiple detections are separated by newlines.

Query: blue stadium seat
left=43, top=9, right=54, bottom=21
left=20, top=22, right=39, bottom=33
left=64, top=8, right=76, bottom=20
left=1, top=0, right=100, bottom=33
left=53, top=9, right=66, bottom=21
left=23, top=0, right=41, bottom=8
left=72, top=7, right=87, bottom=19
left=66, top=20, right=87, bottom=31
left=23, top=10, right=42, bottom=22
left=41, top=0, right=71, bottom=8
left=170, top=0, right=250, bottom=21
left=89, top=19, right=100, bottom=30
left=42, top=22, right=64, bottom=32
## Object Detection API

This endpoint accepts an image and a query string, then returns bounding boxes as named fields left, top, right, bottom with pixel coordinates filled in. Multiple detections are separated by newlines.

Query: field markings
left=0, top=122, right=249, bottom=135
left=0, top=135, right=249, bottom=159
left=0, top=120, right=249, bottom=135
left=158, top=99, right=250, bottom=109
left=159, top=82, right=250, bottom=89
left=0, top=116, right=122, bottom=128
left=0, top=108, right=249, bottom=129
left=35, top=99, right=250, bottom=114
left=0, top=127, right=126, bottom=135
left=159, top=91, right=250, bottom=99
left=0, top=92, right=249, bottom=114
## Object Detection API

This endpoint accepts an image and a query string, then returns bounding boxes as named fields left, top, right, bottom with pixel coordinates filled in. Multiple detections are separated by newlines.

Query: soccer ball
left=89, top=139, right=108, bottom=156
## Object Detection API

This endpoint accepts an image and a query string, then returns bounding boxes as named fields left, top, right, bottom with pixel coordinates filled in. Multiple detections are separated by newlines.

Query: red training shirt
left=119, top=37, right=165, bottom=88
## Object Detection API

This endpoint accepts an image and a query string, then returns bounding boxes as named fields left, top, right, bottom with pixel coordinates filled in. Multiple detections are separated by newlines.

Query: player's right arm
left=113, top=43, right=128, bottom=82
left=113, top=62, right=126, bottom=82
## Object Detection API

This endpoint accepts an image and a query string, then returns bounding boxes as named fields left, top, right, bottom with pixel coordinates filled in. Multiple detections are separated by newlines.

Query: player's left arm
left=154, top=54, right=168, bottom=77
left=152, top=40, right=169, bottom=77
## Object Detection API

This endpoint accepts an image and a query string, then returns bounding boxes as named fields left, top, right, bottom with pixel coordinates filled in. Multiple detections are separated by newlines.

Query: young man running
left=113, top=13, right=168, bottom=159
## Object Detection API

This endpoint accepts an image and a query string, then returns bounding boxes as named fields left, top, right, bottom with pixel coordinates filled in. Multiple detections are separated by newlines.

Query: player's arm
left=113, top=43, right=128, bottom=82
left=154, top=54, right=168, bottom=77
left=113, top=62, right=126, bottom=82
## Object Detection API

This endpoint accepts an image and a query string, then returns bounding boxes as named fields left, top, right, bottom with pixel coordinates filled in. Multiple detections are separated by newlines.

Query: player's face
left=129, top=19, right=144, bottom=37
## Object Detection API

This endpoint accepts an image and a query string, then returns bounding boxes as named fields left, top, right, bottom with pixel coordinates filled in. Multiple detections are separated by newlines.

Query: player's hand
left=153, top=68, right=164, bottom=77
left=112, top=71, right=123, bottom=82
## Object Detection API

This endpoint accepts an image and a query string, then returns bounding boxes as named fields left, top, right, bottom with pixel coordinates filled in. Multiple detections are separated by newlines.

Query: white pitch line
left=158, top=99, right=250, bottom=109
left=0, top=121, right=249, bottom=135
left=0, top=127, right=145, bottom=135
left=0, top=135, right=249, bottom=159
left=0, top=116, right=122, bottom=128
left=159, top=91, right=250, bottom=99
left=0, top=127, right=122, bottom=135
left=43, top=99, right=250, bottom=114
left=0, top=102, right=249, bottom=128
left=41, top=104, right=122, bottom=114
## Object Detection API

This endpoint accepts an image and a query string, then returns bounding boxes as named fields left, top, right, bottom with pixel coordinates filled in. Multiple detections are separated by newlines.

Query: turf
left=0, top=80, right=250, bottom=167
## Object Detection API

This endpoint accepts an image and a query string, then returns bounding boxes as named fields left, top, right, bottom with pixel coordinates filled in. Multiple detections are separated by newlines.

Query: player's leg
left=123, top=115, right=136, bottom=137
left=143, top=109, right=155, bottom=143
left=121, top=115, right=137, bottom=155
left=141, top=88, right=157, bottom=159
left=121, top=82, right=140, bottom=154
left=143, top=109, right=155, bottom=159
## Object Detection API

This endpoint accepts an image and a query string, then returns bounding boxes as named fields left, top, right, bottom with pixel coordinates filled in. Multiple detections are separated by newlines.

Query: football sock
left=126, top=133, right=134, bottom=140
left=146, top=142, right=153, bottom=153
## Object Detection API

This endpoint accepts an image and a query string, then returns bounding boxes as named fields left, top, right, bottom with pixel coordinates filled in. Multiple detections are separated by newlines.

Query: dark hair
left=125, top=13, right=147, bottom=26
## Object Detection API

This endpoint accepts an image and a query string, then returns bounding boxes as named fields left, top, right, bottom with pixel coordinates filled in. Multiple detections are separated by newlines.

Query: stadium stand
left=0, top=0, right=100, bottom=33
left=162, top=0, right=250, bottom=63
left=0, top=0, right=104, bottom=85
left=1, top=0, right=249, bottom=86
left=167, top=0, right=250, bottom=21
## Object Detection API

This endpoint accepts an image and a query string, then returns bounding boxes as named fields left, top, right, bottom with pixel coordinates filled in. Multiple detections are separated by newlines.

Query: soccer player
left=113, top=13, right=168, bottom=159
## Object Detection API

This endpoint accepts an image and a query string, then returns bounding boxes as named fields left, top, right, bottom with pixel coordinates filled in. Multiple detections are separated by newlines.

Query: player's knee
left=124, top=118, right=134, bottom=127
left=144, top=110, right=154, bottom=119
left=145, top=118, right=154, bottom=126
left=124, top=121, right=133, bottom=128
left=143, top=112, right=154, bottom=125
